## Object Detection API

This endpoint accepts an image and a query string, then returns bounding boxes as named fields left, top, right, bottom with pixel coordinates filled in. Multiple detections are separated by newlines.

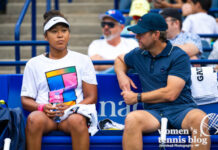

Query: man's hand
left=117, top=73, right=137, bottom=91
left=121, top=91, right=138, bottom=105
left=154, top=0, right=170, bottom=8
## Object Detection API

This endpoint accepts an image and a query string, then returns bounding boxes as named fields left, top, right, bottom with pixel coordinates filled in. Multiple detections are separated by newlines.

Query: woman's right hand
left=43, top=103, right=57, bottom=118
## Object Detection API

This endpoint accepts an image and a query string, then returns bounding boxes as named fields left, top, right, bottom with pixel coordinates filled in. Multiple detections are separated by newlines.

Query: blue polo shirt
left=124, top=41, right=197, bottom=110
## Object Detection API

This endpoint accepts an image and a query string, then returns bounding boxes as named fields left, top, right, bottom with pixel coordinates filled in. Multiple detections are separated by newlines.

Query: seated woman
left=21, top=10, right=97, bottom=150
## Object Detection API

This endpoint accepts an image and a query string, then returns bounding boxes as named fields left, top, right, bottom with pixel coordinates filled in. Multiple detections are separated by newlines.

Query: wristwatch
left=137, top=93, right=142, bottom=102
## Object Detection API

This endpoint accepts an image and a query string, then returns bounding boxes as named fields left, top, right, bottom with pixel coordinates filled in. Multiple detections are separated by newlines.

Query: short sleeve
left=21, top=61, right=38, bottom=99
left=81, top=56, right=97, bottom=85
left=208, top=40, right=218, bottom=59
left=182, top=16, right=192, bottom=33
left=88, top=40, right=98, bottom=57
left=168, top=52, right=191, bottom=82
left=124, top=49, right=137, bottom=68
left=186, top=33, right=203, bottom=53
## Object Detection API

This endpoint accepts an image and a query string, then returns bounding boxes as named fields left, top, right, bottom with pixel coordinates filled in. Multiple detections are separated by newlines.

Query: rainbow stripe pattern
left=46, top=66, right=78, bottom=105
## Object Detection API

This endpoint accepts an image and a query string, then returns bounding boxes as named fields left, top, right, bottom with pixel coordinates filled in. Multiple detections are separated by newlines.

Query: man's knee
left=124, top=111, right=145, bottom=131
left=183, top=109, right=207, bottom=129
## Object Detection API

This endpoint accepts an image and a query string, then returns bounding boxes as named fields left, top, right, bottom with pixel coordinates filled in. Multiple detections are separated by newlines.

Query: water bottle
left=52, top=102, right=61, bottom=123
left=52, top=92, right=62, bottom=123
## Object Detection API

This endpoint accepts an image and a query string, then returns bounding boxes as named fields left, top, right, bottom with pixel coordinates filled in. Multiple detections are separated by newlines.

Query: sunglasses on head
left=101, top=22, right=116, bottom=28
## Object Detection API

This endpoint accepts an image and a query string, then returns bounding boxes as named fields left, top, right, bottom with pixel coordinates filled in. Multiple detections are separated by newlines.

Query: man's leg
left=123, top=110, right=161, bottom=150
left=59, top=114, right=89, bottom=150
left=25, top=111, right=57, bottom=150
left=182, top=109, right=211, bottom=150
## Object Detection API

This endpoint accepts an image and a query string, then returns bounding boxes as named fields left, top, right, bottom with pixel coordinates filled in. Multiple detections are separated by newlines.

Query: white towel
left=60, top=104, right=98, bottom=136
left=191, top=67, right=218, bottom=105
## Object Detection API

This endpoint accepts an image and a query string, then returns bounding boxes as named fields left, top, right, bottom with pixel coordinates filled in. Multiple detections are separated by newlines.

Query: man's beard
left=140, top=40, right=155, bottom=50
left=103, top=32, right=120, bottom=41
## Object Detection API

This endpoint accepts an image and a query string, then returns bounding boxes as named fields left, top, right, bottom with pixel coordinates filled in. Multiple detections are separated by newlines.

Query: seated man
left=88, top=9, right=138, bottom=73
left=114, top=13, right=210, bottom=150
left=160, top=8, right=202, bottom=60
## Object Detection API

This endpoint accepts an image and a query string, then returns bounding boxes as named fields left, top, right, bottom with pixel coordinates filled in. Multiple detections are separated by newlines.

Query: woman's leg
left=25, top=111, right=57, bottom=150
left=59, top=114, right=89, bottom=150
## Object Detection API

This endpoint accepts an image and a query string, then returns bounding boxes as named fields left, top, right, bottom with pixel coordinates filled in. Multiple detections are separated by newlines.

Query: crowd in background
left=87, top=0, right=218, bottom=73
left=1, top=1, right=218, bottom=150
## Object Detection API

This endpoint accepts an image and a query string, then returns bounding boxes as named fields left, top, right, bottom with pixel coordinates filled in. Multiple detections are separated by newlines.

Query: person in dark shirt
left=114, top=13, right=210, bottom=150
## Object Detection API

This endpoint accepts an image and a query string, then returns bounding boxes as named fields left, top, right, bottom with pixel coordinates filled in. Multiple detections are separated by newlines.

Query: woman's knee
left=26, top=111, right=47, bottom=131
left=67, top=114, right=88, bottom=132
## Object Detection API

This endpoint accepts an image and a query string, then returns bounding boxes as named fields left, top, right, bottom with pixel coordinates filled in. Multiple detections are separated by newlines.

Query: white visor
left=43, top=16, right=69, bottom=33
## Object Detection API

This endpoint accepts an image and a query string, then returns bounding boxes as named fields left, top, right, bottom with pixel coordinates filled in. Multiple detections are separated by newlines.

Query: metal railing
left=99, top=33, right=218, bottom=52
left=14, top=0, right=36, bottom=73
left=46, top=0, right=72, bottom=11
left=0, top=41, right=49, bottom=68
left=0, top=60, right=218, bottom=67
left=12, top=0, right=72, bottom=73
left=119, top=34, right=218, bottom=39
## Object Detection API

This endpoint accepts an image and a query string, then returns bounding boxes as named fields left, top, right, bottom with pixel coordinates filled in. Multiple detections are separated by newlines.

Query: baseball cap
left=127, top=13, right=168, bottom=34
left=44, top=16, right=69, bottom=33
left=159, top=8, right=182, bottom=21
left=129, top=0, right=150, bottom=17
left=99, top=9, right=125, bottom=24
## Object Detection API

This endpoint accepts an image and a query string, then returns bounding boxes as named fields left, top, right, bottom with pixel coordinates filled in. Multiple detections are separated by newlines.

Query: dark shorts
left=145, top=105, right=196, bottom=129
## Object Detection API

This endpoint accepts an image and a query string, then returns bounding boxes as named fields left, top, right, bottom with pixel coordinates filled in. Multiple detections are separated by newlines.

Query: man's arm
left=122, top=75, right=186, bottom=105
left=154, top=0, right=183, bottom=9
left=90, top=54, right=113, bottom=71
left=174, top=43, right=200, bottom=58
left=114, top=54, right=137, bottom=91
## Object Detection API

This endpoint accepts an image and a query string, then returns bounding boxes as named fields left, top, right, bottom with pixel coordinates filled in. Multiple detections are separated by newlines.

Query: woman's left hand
left=56, top=103, right=70, bottom=116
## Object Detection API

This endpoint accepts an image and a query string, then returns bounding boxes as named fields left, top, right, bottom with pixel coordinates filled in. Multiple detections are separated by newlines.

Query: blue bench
left=0, top=74, right=218, bottom=150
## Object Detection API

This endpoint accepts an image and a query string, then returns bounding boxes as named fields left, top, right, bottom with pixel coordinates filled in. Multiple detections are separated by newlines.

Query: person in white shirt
left=160, top=8, right=202, bottom=60
left=88, top=9, right=138, bottom=73
left=208, top=39, right=218, bottom=71
left=21, top=10, right=97, bottom=150
left=182, top=0, right=218, bottom=44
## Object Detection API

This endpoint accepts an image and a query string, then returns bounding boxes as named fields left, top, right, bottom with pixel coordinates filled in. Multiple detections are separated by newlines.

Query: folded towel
left=60, top=104, right=98, bottom=136
left=191, top=67, right=218, bottom=105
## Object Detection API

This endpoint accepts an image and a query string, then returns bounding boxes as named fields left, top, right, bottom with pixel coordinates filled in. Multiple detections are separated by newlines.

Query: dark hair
left=159, top=31, right=167, bottom=42
left=43, top=10, right=67, bottom=27
left=149, top=31, right=167, bottom=42
left=192, top=0, right=211, bottom=12
left=171, top=17, right=183, bottom=30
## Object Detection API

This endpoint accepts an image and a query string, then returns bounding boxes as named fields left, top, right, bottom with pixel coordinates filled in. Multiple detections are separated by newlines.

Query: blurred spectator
left=182, top=0, right=218, bottom=44
left=208, top=39, right=218, bottom=70
left=88, top=9, right=138, bottom=73
left=153, top=0, right=194, bottom=17
left=160, top=8, right=202, bottom=59
left=122, top=0, right=150, bottom=34
left=153, top=0, right=187, bottom=9
left=181, top=2, right=193, bottom=16
left=119, top=0, right=132, bottom=10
